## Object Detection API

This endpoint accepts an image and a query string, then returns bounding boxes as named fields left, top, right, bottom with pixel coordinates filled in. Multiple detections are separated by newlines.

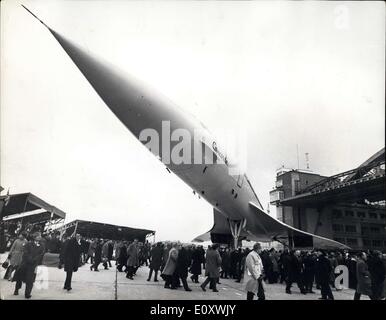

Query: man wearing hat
left=13, top=232, right=45, bottom=299
left=316, top=250, right=334, bottom=300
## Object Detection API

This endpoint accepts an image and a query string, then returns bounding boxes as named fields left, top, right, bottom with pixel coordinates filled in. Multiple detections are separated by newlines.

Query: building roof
left=0, top=192, right=66, bottom=220
left=56, top=219, right=155, bottom=242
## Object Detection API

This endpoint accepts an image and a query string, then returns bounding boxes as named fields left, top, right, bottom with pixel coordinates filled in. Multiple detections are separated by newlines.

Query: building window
left=333, top=238, right=345, bottom=244
left=332, top=209, right=343, bottom=218
left=372, top=240, right=381, bottom=247
left=346, top=238, right=358, bottom=246
left=370, top=227, right=380, bottom=233
left=357, top=211, right=366, bottom=218
left=345, top=225, right=356, bottom=233
left=276, top=179, right=283, bottom=188
left=361, top=226, right=369, bottom=233
left=332, top=224, right=344, bottom=232
left=369, top=212, right=378, bottom=219
left=380, top=214, right=386, bottom=220
left=345, top=210, right=354, bottom=217
left=363, top=239, right=371, bottom=246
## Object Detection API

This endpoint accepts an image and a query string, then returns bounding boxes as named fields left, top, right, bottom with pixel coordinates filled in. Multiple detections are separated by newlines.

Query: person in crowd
left=107, top=240, right=114, bottom=267
left=137, top=242, right=144, bottom=266
left=260, top=250, right=271, bottom=283
left=13, top=232, right=45, bottom=299
left=244, top=243, right=265, bottom=300
left=114, top=240, right=122, bottom=265
left=303, top=251, right=316, bottom=293
left=126, top=238, right=139, bottom=279
left=346, top=253, right=357, bottom=290
left=162, top=242, right=179, bottom=289
left=117, top=241, right=128, bottom=272
left=234, top=248, right=243, bottom=281
left=90, top=239, right=102, bottom=271
left=328, top=252, right=338, bottom=290
left=39, top=233, right=47, bottom=258
left=200, top=244, right=222, bottom=292
left=58, top=234, right=69, bottom=269
left=161, top=243, right=171, bottom=272
left=142, top=242, right=150, bottom=267
left=336, top=252, right=344, bottom=268
left=101, top=240, right=110, bottom=270
left=190, top=245, right=203, bottom=283
left=382, top=253, right=386, bottom=300
left=220, top=247, right=231, bottom=279
left=229, top=249, right=236, bottom=279
left=198, top=245, right=206, bottom=271
left=268, top=248, right=279, bottom=284
left=80, top=237, right=89, bottom=265
left=175, top=244, right=192, bottom=291
left=4, top=232, right=28, bottom=281
left=316, top=250, right=334, bottom=300
left=279, top=248, right=289, bottom=284
left=86, top=238, right=97, bottom=264
left=367, top=250, right=385, bottom=300
left=354, top=252, right=373, bottom=300
left=63, top=233, right=82, bottom=291
left=236, top=248, right=249, bottom=283
left=186, top=245, right=193, bottom=266
left=285, top=250, right=307, bottom=295
left=46, top=232, right=61, bottom=254
left=147, top=242, right=163, bottom=282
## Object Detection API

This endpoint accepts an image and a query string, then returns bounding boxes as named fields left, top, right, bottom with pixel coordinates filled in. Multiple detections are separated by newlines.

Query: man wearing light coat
left=244, top=243, right=265, bottom=300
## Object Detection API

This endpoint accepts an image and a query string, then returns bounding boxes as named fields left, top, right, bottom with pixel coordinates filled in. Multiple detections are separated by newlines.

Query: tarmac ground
left=0, top=253, right=365, bottom=300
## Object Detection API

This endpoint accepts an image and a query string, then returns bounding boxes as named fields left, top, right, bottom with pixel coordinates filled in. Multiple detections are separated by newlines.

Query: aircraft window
left=203, top=166, right=208, bottom=173
left=234, top=193, right=238, bottom=199
left=201, top=191, right=205, bottom=195
left=231, top=189, right=234, bottom=194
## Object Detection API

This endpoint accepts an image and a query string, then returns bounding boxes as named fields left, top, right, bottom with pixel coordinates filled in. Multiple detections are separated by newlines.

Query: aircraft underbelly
left=175, top=163, right=250, bottom=221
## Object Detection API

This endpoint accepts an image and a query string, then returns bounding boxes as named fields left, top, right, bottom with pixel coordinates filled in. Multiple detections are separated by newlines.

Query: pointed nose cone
left=46, top=27, right=149, bottom=137
left=23, top=6, right=197, bottom=155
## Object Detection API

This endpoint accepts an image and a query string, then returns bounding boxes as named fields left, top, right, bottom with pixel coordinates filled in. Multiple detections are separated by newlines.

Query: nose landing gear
left=228, top=218, right=247, bottom=249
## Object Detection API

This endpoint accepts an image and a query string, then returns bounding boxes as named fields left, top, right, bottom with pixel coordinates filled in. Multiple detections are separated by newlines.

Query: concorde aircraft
left=22, top=6, right=348, bottom=249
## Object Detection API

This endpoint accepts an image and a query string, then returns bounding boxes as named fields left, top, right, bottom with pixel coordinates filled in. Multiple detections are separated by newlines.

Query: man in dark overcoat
left=285, top=250, right=307, bottom=294
left=147, top=242, right=163, bottom=282
left=13, top=232, right=45, bottom=298
left=58, top=234, right=69, bottom=269
left=190, top=246, right=203, bottom=283
left=354, top=252, right=373, bottom=300
left=117, top=241, right=128, bottom=272
left=368, top=251, right=385, bottom=300
left=63, top=233, right=82, bottom=291
left=175, top=245, right=192, bottom=291
left=316, top=250, right=334, bottom=300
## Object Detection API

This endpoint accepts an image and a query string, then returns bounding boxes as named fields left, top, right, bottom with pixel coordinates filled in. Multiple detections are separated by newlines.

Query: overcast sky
left=1, top=0, right=384, bottom=242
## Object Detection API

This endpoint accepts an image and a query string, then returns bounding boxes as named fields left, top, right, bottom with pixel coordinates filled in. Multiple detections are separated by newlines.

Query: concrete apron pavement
left=0, top=253, right=363, bottom=300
